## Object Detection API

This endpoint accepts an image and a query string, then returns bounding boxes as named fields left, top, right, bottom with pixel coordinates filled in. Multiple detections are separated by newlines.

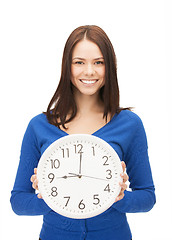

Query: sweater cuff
left=112, top=190, right=131, bottom=213
left=112, top=188, right=156, bottom=213
left=10, top=191, right=52, bottom=216
left=36, top=196, right=52, bottom=215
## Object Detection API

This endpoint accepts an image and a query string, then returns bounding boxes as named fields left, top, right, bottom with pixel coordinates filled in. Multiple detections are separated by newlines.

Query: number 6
left=78, top=199, right=85, bottom=210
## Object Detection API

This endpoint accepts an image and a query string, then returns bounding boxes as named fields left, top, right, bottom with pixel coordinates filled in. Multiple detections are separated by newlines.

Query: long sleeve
left=10, top=119, right=51, bottom=215
left=112, top=112, right=156, bottom=213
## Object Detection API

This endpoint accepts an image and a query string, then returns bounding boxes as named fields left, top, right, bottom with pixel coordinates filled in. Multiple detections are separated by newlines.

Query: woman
left=10, top=25, right=156, bottom=240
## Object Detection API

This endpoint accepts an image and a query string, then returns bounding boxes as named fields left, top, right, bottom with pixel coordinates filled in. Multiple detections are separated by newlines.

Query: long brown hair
left=45, top=25, right=130, bottom=128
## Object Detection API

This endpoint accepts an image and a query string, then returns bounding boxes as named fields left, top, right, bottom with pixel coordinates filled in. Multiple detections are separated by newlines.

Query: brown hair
left=45, top=25, right=130, bottom=128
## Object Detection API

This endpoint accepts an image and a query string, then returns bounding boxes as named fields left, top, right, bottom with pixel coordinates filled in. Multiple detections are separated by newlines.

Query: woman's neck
left=73, top=90, right=104, bottom=116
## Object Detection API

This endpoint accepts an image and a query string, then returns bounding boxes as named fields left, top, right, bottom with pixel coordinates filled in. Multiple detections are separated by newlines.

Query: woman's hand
left=115, top=161, right=129, bottom=202
left=30, top=168, right=42, bottom=199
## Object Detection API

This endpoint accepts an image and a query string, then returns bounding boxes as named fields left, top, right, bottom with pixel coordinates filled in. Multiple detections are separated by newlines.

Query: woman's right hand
left=30, top=168, right=42, bottom=199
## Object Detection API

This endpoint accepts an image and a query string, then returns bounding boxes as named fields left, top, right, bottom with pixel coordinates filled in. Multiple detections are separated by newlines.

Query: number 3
left=106, top=169, right=112, bottom=179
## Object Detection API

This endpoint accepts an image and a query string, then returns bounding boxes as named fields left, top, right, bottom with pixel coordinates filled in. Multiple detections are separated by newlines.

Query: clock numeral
left=93, top=194, right=100, bottom=205
left=103, top=156, right=109, bottom=166
left=104, top=184, right=111, bottom=192
left=92, top=146, right=95, bottom=156
left=48, top=173, right=55, bottom=183
left=106, top=169, right=112, bottom=179
left=64, top=196, right=70, bottom=207
left=61, top=148, right=69, bottom=158
left=50, top=159, right=60, bottom=169
left=78, top=199, right=85, bottom=210
left=74, top=144, right=83, bottom=154
left=51, top=187, right=58, bottom=197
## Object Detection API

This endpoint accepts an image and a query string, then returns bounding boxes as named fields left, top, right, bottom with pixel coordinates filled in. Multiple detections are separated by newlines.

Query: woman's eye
left=95, top=61, right=104, bottom=65
left=75, top=61, right=84, bottom=65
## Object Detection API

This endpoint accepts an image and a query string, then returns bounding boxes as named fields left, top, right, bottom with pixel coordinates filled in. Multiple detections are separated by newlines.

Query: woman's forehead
left=72, top=39, right=103, bottom=60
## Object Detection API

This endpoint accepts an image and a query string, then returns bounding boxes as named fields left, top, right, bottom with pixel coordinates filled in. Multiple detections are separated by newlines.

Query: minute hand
left=79, top=153, right=82, bottom=175
left=68, top=173, right=109, bottom=181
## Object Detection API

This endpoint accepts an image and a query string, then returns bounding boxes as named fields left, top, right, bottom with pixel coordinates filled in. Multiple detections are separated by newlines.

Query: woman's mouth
left=79, top=79, right=98, bottom=84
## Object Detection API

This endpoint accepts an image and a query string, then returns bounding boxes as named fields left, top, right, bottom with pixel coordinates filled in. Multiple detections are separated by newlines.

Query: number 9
left=48, top=173, right=55, bottom=183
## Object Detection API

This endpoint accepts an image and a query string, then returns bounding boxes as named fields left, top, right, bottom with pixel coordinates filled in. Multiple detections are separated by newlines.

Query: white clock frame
left=37, top=134, right=122, bottom=219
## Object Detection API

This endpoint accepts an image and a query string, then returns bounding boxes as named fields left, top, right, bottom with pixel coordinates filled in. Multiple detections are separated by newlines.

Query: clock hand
left=68, top=172, right=81, bottom=178
left=68, top=173, right=109, bottom=181
left=82, top=174, right=109, bottom=181
left=56, top=175, right=79, bottom=179
left=79, top=153, right=82, bottom=175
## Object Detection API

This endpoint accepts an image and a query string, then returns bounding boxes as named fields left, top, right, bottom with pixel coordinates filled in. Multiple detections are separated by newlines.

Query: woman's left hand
left=115, top=161, right=129, bottom=202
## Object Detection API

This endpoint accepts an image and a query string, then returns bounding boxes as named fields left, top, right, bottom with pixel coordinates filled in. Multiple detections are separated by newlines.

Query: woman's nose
left=84, top=64, right=95, bottom=76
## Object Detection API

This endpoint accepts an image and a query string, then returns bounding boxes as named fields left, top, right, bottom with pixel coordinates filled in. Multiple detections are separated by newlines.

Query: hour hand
left=68, top=173, right=81, bottom=178
left=56, top=175, right=79, bottom=179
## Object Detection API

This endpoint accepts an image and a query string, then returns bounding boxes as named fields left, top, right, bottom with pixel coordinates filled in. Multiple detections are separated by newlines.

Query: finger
left=37, top=193, right=43, bottom=199
left=32, top=179, right=39, bottom=190
left=34, top=168, right=37, bottom=174
left=115, top=192, right=124, bottom=202
left=32, top=181, right=36, bottom=190
left=121, top=161, right=126, bottom=172
left=120, top=172, right=129, bottom=182
left=119, top=182, right=127, bottom=191
left=30, top=174, right=36, bottom=183
left=35, top=179, right=39, bottom=190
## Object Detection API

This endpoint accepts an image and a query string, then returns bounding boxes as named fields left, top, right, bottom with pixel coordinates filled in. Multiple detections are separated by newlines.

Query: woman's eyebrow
left=72, top=57, right=104, bottom=60
left=72, top=57, right=85, bottom=60
left=94, top=57, right=104, bottom=60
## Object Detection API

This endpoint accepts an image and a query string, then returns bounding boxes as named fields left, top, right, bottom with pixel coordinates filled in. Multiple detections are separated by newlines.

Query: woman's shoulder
left=117, top=110, right=148, bottom=150
left=29, top=113, right=47, bottom=123
left=27, top=113, right=49, bottom=129
left=117, top=109, right=144, bottom=127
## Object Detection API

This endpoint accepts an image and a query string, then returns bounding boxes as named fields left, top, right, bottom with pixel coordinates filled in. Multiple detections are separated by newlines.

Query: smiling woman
left=45, top=25, right=129, bottom=129
left=10, top=25, right=155, bottom=240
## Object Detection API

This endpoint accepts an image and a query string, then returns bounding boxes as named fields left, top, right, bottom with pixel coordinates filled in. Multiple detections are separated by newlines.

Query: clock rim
left=37, top=134, right=122, bottom=219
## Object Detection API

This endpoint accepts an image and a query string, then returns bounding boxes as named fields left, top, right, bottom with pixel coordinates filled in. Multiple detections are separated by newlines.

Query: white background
left=0, top=0, right=171, bottom=239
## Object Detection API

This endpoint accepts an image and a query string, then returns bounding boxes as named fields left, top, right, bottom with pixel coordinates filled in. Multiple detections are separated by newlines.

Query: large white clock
left=37, top=134, right=122, bottom=219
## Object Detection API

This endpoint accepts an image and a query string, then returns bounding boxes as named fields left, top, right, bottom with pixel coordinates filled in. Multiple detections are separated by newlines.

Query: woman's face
left=71, top=39, right=105, bottom=97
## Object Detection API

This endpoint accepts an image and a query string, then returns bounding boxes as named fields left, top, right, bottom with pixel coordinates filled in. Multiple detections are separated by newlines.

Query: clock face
left=37, top=134, right=122, bottom=219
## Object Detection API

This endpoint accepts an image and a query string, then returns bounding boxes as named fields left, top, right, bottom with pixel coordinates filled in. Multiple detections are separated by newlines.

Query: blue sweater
left=10, top=110, right=156, bottom=240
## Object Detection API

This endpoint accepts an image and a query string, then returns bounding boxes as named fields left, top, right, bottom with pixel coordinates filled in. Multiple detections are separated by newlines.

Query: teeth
left=80, top=80, right=97, bottom=84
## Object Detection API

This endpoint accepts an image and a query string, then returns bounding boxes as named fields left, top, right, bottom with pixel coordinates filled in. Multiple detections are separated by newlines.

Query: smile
left=80, top=79, right=98, bottom=84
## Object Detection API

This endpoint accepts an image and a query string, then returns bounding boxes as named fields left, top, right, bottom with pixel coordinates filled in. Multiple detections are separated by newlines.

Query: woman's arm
left=112, top=113, right=156, bottom=213
left=112, top=150, right=156, bottom=213
left=10, top=119, right=51, bottom=215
